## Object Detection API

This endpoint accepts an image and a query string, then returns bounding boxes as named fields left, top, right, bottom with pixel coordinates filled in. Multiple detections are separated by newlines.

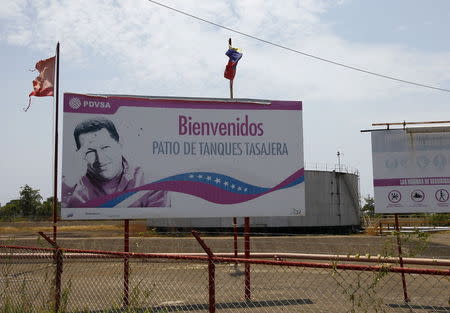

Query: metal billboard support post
left=244, top=217, right=251, bottom=301
left=231, top=217, right=244, bottom=276
left=394, top=214, right=409, bottom=302
left=233, top=217, right=238, bottom=259
left=123, top=219, right=130, bottom=307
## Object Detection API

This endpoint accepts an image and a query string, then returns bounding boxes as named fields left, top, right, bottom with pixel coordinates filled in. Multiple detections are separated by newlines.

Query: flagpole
left=228, top=38, right=234, bottom=99
left=53, top=42, right=60, bottom=242
left=229, top=80, right=234, bottom=99
left=226, top=38, right=251, bottom=300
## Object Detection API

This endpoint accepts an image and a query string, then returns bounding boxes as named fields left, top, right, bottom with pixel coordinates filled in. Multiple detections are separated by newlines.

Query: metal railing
left=304, top=162, right=360, bottom=175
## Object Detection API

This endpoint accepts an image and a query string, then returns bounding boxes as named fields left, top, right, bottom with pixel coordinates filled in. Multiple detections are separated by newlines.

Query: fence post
left=192, top=230, right=215, bottom=313
left=244, top=217, right=251, bottom=301
left=38, top=232, right=63, bottom=313
left=55, top=247, right=63, bottom=313
left=394, top=214, right=409, bottom=302
left=123, top=219, right=130, bottom=307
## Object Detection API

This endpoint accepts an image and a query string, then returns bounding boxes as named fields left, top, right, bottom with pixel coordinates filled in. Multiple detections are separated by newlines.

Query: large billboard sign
left=62, top=93, right=305, bottom=220
left=371, top=128, right=450, bottom=213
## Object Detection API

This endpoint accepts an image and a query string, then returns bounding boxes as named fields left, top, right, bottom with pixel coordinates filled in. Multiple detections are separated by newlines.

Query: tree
left=0, top=200, right=20, bottom=221
left=37, top=197, right=60, bottom=218
left=19, top=185, right=42, bottom=217
left=37, top=197, right=52, bottom=217
left=361, top=195, right=375, bottom=216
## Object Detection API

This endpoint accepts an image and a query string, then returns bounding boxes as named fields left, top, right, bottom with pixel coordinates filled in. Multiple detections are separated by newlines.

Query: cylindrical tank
left=147, top=170, right=361, bottom=233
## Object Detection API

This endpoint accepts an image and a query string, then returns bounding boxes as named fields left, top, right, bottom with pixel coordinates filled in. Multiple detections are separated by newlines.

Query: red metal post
left=123, top=219, right=130, bottom=307
left=55, top=248, right=63, bottom=313
left=233, top=217, right=238, bottom=259
left=208, top=260, right=216, bottom=313
left=244, top=217, right=251, bottom=301
left=38, top=232, right=62, bottom=312
left=192, top=230, right=215, bottom=313
left=394, top=214, right=409, bottom=302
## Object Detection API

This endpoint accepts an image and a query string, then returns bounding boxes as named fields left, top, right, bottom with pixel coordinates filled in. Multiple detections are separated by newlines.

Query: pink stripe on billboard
left=64, top=93, right=302, bottom=114
left=374, top=177, right=450, bottom=187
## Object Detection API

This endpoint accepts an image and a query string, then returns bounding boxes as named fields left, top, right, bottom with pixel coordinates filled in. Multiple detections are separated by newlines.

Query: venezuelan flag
left=224, top=47, right=243, bottom=80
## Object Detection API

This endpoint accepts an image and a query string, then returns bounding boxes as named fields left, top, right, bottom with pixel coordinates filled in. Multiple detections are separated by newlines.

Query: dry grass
left=0, top=220, right=149, bottom=237
left=0, top=224, right=122, bottom=234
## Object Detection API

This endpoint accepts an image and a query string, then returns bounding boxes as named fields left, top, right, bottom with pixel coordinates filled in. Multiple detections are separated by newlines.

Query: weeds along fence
left=1, top=243, right=449, bottom=313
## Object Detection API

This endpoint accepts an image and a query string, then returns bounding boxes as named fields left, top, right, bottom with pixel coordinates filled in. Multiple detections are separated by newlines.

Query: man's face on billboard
left=78, top=128, right=123, bottom=181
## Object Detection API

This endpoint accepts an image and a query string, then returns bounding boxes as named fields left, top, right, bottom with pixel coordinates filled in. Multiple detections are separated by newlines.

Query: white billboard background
left=371, top=128, right=450, bottom=213
left=62, top=94, right=304, bottom=219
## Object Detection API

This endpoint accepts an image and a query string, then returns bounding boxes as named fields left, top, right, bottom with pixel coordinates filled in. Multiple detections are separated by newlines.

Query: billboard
left=62, top=93, right=304, bottom=220
left=371, top=128, right=450, bottom=213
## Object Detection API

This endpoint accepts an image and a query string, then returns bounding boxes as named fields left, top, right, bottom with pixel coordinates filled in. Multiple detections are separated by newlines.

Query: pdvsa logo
left=68, top=97, right=111, bottom=110
left=68, top=98, right=82, bottom=109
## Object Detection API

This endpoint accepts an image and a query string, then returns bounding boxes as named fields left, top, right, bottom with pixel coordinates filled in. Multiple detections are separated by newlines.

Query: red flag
left=26, top=56, right=55, bottom=111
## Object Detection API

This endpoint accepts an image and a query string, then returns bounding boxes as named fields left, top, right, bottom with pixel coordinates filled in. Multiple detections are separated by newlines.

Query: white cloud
left=6, top=26, right=31, bottom=45
left=0, top=0, right=27, bottom=19
left=395, top=25, right=407, bottom=32
left=1, top=0, right=448, bottom=103
left=1, top=0, right=450, bottom=201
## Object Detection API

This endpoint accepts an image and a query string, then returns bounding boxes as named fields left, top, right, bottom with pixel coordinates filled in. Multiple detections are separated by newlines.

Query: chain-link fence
left=1, top=242, right=449, bottom=313
left=5, top=230, right=450, bottom=259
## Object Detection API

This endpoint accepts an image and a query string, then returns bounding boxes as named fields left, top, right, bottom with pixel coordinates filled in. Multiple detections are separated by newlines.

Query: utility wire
left=147, top=0, right=450, bottom=93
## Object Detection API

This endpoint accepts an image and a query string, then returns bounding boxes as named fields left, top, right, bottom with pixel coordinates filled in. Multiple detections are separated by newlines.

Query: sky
left=1, top=0, right=450, bottom=206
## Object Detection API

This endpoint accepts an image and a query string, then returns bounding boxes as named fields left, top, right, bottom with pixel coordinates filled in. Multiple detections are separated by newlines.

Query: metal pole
left=229, top=36, right=237, bottom=264
left=228, top=38, right=234, bottom=100
left=192, top=230, right=216, bottom=313
left=233, top=217, right=238, bottom=259
left=337, top=151, right=341, bottom=172
left=38, top=232, right=62, bottom=313
left=208, top=259, right=216, bottom=313
left=372, top=120, right=450, bottom=127
left=53, top=42, right=60, bottom=243
left=394, top=214, right=409, bottom=302
left=230, top=80, right=234, bottom=99
left=123, top=220, right=130, bottom=307
left=244, top=217, right=251, bottom=301
left=55, top=248, right=63, bottom=313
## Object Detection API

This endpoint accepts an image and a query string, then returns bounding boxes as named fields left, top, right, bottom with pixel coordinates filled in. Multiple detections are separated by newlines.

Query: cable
left=146, top=0, right=450, bottom=93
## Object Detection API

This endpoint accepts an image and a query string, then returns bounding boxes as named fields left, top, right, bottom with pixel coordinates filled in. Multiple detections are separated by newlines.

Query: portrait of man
left=63, top=117, right=170, bottom=208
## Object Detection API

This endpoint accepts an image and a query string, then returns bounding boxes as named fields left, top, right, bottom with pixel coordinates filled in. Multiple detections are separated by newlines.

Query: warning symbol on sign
left=411, top=189, right=425, bottom=202
left=388, top=190, right=401, bottom=203
left=435, top=189, right=449, bottom=202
